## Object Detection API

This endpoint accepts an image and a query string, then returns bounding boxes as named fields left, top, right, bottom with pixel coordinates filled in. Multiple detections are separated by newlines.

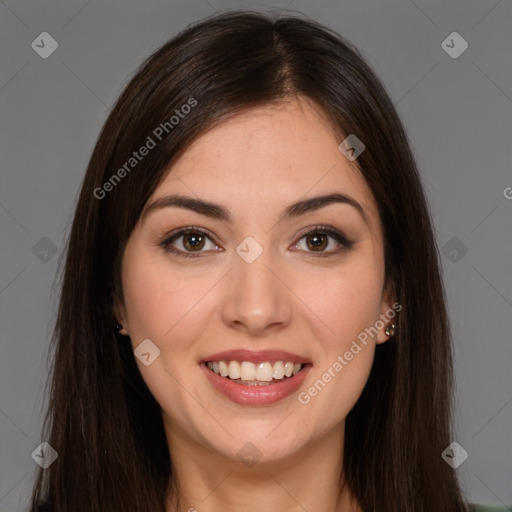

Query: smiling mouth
left=205, top=360, right=309, bottom=386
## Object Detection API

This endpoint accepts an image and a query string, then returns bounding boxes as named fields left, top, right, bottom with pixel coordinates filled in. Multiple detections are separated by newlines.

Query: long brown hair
left=29, top=10, right=468, bottom=511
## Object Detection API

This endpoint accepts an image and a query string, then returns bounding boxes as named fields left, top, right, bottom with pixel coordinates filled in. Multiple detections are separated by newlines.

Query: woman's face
left=116, top=96, right=394, bottom=466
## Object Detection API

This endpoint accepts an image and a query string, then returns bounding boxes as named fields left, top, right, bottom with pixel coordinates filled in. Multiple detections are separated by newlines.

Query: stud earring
left=113, top=320, right=129, bottom=336
left=385, top=324, right=396, bottom=337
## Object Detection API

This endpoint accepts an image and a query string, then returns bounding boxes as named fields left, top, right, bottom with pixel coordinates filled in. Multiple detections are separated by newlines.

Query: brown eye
left=292, top=226, right=354, bottom=256
left=182, top=232, right=206, bottom=251
left=161, top=227, right=220, bottom=259
left=305, top=233, right=329, bottom=251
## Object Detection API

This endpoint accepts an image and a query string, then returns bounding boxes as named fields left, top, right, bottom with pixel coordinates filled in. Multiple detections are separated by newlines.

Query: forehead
left=149, top=97, right=380, bottom=231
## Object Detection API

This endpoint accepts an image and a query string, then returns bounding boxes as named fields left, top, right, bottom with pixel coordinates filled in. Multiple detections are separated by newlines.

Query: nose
left=221, top=243, right=293, bottom=337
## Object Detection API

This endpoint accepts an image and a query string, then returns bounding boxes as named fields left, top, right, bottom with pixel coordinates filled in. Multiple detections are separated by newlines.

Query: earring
left=385, top=324, right=396, bottom=337
left=113, top=320, right=129, bottom=336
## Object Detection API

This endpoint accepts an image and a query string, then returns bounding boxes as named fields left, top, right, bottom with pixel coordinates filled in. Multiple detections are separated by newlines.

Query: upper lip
left=201, top=349, right=312, bottom=365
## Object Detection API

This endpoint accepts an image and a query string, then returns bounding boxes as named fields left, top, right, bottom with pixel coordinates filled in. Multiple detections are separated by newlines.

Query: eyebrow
left=141, top=192, right=368, bottom=225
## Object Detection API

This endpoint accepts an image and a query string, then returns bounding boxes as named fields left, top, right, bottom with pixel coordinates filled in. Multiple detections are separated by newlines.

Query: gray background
left=1, top=0, right=511, bottom=510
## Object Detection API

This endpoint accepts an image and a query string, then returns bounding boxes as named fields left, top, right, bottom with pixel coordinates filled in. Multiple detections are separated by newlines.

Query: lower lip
left=200, top=362, right=312, bottom=406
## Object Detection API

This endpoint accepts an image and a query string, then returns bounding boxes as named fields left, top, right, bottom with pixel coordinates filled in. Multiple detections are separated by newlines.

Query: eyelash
left=159, top=225, right=354, bottom=259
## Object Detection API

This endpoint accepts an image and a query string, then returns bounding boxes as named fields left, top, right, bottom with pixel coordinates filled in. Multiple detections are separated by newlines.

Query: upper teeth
left=206, top=360, right=303, bottom=381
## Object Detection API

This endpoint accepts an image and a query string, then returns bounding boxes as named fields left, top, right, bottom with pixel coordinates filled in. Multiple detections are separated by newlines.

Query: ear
left=376, top=279, right=398, bottom=344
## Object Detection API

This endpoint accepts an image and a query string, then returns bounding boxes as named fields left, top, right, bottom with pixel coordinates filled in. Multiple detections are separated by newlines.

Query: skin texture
left=115, top=96, right=394, bottom=512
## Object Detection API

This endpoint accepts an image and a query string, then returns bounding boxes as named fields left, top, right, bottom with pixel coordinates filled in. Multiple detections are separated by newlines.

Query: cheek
left=293, top=260, right=384, bottom=349
left=120, top=253, right=218, bottom=420
left=291, top=258, right=383, bottom=414
left=296, top=290, right=379, bottom=426
left=121, top=251, right=220, bottom=346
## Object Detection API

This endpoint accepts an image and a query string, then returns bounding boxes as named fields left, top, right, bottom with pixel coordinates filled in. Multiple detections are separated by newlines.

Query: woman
left=29, top=10, right=470, bottom=511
